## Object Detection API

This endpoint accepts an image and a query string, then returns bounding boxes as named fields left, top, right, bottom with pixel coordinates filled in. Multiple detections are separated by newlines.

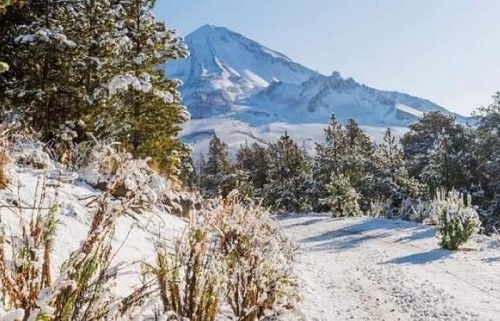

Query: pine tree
left=472, top=92, right=500, bottom=200
left=264, top=132, right=309, bottom=212
left=343, top=118, right=374, bottom=201
left=311, top=114, right=348, bottom=210
left=234, top=142, right=270, bottom=198
left=327, top=173, right=361, bottom=217
left=4, top=0, right=84, bottom=138
left=104, top=0, right=189, bottom=171
left=421, top=125, right=474, bottom=195
left=201, top=134, right=235, bottom=198
left=401, top=111, right=457, bottom=181
left=371, top=128, right=420, bottom=206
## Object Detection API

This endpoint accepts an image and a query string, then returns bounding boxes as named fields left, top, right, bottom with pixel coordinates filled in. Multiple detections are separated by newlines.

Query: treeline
left=193, top=98, right=500, bottom=232
left=0, top=0, right=188, bottom=173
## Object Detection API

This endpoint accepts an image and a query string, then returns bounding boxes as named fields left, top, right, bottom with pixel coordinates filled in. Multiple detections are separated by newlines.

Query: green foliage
left=327, top=173, right=361, bottom=217
left=0, top=0, right=189, bottom=177
left=401, top=112, right=457, bottom=182
left=371, top=128, right=422, bottom=205
left=199, top=134, right=236, bottom=198
left=264, top=132, right=310, bottom=212
left=435, top=189, right=481, bottom=250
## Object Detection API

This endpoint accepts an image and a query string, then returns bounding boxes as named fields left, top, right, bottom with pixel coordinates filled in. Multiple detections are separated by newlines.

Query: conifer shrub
left=434, top=189, right=481, bottom=250
left=327, top=173, right=362, bottom=217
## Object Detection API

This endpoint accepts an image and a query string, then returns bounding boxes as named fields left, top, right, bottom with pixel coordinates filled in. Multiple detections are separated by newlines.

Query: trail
left=277, top=215, right=500, bottom=321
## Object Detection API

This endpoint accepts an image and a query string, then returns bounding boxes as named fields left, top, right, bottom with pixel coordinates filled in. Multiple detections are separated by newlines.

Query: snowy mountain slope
left=167, top=24, right=318, bottom=118
left=181, top=117, right=408, bottom=158
left=166, top=25, right=468, bottom=153
left=278, top=214, right=500, bottom=321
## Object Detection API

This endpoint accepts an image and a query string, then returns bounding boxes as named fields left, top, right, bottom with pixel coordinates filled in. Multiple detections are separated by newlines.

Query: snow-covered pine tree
left=103, top=0, right=189, bottom=172
left=421, top=125, right=474, bottom=195
left=343, top=118, right=375, bottom=201
left=311, top=114, right=348, bottom=211
left=473, top=92, right=500, bottom=200
left=372, top=128, right=420, bottom=207
left=264, top=132, right=310, bottom=212
left=327, top=172, right=361, bottom=217
left=5, top=0, right=83, bottom=138
left=201, top=133, right=235, bottom=198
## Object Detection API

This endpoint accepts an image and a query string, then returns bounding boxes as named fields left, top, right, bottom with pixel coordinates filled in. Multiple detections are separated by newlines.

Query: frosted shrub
left=434, top=189, right=481, bottom=250
left=214, top=192, right=298, bottom=320
left=149, top=192, right=299, bottom=320
left=0, top=155, right=157, bottom=321
left=327, top=173, right=361, bottom=217
left=148, top=222, right=221, bottom=321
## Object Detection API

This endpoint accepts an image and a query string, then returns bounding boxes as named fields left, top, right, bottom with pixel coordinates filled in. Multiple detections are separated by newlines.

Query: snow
left=0, top=160, right=187, bottom=296
left=277, top=214, right=500, bottom=321
left=396, top=103, right=425, bottom=118
left=180, top=117, right=408, bottom=158
left=167, top=25, right=470, bottom=155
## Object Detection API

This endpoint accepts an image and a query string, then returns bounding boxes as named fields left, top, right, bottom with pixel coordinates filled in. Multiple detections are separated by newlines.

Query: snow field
left=278, top=215, right=500, bottom=321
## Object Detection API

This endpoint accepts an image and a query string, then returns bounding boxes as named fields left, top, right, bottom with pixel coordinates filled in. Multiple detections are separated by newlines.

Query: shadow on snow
left=383, top=248, right=452, bottom=265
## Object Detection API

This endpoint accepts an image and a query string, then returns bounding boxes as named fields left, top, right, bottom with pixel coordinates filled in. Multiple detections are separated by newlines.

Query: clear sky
left=155, top=0, right=500, bottom=116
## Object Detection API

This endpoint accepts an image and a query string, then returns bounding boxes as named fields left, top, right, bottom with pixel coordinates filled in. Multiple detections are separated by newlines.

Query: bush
left=434, top=189, right=481, bottom=250
left=148, top=192, right=299, bottom=320
left=327, top=173, right=361, bottom=217
left=0, top=146, right=161, bottom=321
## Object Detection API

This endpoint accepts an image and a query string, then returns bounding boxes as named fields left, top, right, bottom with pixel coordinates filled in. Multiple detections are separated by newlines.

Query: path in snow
left=277, top=215, right=500, bottom=321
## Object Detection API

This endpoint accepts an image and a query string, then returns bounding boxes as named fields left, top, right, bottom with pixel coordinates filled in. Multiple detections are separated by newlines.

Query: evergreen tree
left=4, top=0, right=84, bottom=137
left=311, top=114, right=348, bottom=210
left=201, top=134, right=235, bottom=198
left=421, top=125, right=475, bottom=195
left=343, top=118, right=374, bottom=203
left=327, top=173, right=361, bottom=217
left=472, top=93, right=500, bottom=200
left=371, top=128, right=420, bottom=206
left=104, top=0, right=189, bottom=170
left=401, top=111, right=457, bottom=181
left=234, top=142, right=270, bottom=198
left=312, top=115, right=373, bottom=211
left=264, top=132, right=309, bottom=212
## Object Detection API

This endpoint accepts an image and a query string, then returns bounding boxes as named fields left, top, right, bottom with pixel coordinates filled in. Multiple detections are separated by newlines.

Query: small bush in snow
left=148, top=192, right=299, bottom=320
left=434, top=189, right=481, bottom=250
left=215, top=192, right=298, bottom=320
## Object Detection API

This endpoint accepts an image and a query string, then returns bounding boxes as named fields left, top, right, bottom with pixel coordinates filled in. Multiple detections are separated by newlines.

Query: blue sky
left=155, top=0, right=500, bottom=116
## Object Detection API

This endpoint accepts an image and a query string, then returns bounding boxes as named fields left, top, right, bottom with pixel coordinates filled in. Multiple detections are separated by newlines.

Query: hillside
left=166, top=25, right=469, bottom=155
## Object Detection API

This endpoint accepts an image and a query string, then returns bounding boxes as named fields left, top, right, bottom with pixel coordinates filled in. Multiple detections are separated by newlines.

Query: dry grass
left=0, top=147, right=157, bottom=321
left=149, top=192, right=298, bottom=320
left=0, top=133, right=10, bottom=189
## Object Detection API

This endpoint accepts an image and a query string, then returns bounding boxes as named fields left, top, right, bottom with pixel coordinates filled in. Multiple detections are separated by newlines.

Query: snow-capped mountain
left=166, top=24, right=467, bottom=154
left=167, top=24, right=317, bottom=118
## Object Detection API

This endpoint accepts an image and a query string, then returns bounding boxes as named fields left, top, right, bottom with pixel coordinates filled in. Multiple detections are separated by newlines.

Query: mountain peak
left=190, top=24, right=225, bottom=36
left=166, top=24, right=319, bottom=109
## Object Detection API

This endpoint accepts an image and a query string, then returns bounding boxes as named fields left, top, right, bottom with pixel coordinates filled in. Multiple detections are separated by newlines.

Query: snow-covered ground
left=277, top=214, right=500, bottom=321
left=0, top=160, right=188, bottom=295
